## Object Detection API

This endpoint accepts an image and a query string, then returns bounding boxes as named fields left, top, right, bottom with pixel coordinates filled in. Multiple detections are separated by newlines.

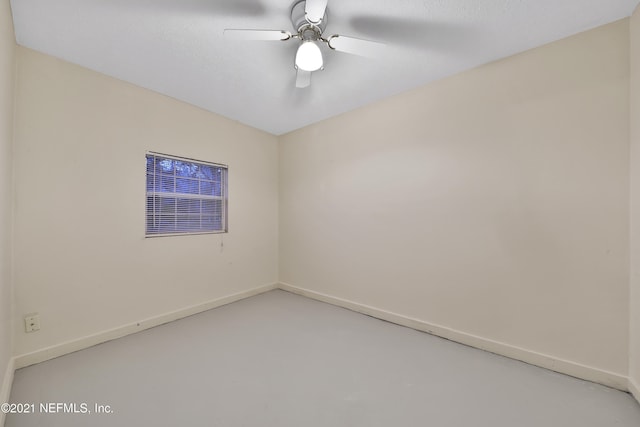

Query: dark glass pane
left=176, top=177, right=199, bottom=194
left=146, top=173, right=155, bottom=192
left=198, top=165, right=214, bottom=181
left=212, top=181, right=222, bottom=197
left=200, top=181, right=214, bottom=196
left=156, top=158, right=174, bottom=174
left=157, top=174, right=174, bottom=192
left=175, top=161, right=197, bottom=178
left=146, top=155, right=154, bottom=173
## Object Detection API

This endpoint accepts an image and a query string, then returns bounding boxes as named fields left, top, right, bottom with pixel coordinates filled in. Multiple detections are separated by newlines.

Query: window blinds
left=145, top=152, right=228, bottom=236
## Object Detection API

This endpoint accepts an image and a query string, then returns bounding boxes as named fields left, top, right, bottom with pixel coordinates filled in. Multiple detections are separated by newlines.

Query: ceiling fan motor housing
left=291, top=0, right=327, bottom=36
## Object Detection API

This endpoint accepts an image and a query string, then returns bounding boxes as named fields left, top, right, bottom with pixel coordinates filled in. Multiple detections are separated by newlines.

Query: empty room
left=1, top=0, right=640, bottom=425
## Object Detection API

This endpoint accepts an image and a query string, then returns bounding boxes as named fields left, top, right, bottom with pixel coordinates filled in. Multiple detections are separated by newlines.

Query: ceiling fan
left=224, top=0, right=385, bottom=88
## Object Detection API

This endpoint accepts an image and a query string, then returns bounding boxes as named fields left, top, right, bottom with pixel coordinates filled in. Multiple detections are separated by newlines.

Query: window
left=145, top=152, right=228, bottom=236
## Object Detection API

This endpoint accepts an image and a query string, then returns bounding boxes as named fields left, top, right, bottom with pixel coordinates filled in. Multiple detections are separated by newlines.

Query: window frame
left=145, top=151, right=228, bottom=238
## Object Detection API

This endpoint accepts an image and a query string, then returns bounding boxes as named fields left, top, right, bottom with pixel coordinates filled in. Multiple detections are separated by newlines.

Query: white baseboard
left=278, top=282, right=629, bottom=391
left=14, top=283, right=277, bottom=370
left=630, top=378, right=640, bottom=404
left=0, top=356, right=16, bottom=427
left=6, top=281, right=633, bottom=397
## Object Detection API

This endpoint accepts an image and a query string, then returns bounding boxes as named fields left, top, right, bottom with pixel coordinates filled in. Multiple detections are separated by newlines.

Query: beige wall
left=280, top=20, right=630, bottom=382
left=630, top=5, right=640, bottom=399
left=12, top=47, right=279, bottom=356
left=0, top=0, right=14, bottom=406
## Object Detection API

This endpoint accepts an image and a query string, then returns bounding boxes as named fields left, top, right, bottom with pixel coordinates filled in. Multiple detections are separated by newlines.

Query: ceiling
left=9, top=0, right=640, bottom=135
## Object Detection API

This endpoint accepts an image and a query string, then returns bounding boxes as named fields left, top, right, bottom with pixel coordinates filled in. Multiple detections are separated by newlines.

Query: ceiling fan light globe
left=295, top=41, right=323, bottom=72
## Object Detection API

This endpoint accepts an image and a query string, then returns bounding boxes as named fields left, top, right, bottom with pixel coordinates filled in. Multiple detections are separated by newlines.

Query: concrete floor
left=6, top=290, right=640, bottom=426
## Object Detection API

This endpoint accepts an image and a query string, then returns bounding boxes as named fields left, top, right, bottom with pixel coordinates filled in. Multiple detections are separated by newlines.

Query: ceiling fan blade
left=223, top=29, right=291, bottom=41
left=327, top=35, right=386, bottom=58
left=349, top=15, right=477, bottom=51
left=296, top=69, right=311, bottom=88
left=305, top=0, right=328, bottom=24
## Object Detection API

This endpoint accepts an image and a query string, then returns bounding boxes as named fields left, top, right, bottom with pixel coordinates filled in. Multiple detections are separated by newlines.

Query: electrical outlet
left=24, top=314, right=40, bottom=333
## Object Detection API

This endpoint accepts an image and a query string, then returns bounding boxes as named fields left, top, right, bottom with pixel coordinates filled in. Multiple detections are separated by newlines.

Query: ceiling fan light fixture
left=295, top=41, right=323, bottom=72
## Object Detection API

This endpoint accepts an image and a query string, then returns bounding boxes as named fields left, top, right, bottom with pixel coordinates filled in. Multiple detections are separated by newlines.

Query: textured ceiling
left=9, top=0, right=640, bottom=135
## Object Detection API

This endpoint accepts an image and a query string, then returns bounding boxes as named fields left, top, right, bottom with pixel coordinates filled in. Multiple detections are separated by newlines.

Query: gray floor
left=6, top=290, right=640, bottom=426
